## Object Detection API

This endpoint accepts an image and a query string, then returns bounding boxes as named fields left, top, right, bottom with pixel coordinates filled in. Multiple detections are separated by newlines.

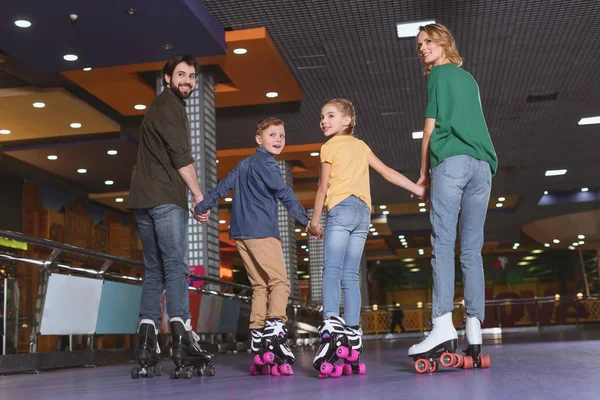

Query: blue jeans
left=322, top=196, right=370, bottom=326
left=430, top=155, right=492, bottom=322
left=134, top=204, right=190, bottom=326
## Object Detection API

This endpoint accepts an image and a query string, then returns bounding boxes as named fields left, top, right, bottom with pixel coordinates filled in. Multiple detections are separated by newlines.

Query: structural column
left=277, top=160, right=299, bottom=298
left=308, top=210, right=328, bottom=306
left=156, top=69, right=220, bottom=286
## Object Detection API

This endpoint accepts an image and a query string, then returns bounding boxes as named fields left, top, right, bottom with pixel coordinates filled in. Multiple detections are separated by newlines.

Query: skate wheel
left=336, top=346, right=349, bottom=359
left=440, top=352, right=455, bottom=367
left=154, top=363, right=163, bottom=376
left=131, top=367, right=139, bottom=379
left=463, top=356, right=474, bottom=369
left=263, top=352, right=275, bottom=363
left=206, top=364, right=216, bottom=376
left=280, top=363, right=293, bottom=375
left=346, top=349, right=360, bottom=363
left=193, top=366, right=201, bottom=376
left=183, top=366, right=193, bottom=379
left=254, top=354, right=264, bottom=365
left=430, top=360, right=438, bottom=373
left=480, top=354, right=491, bottom=368
left=320, top=362, right=333, bottom=375
left=147, top=368, right=155, bottom=378
left=342, top=364, right=353, bottom=376
left=250, top=365, right=258, bottom=375
left=318, top=373, right=328, bottom=379
left=271, top=364, right=281, bottom=376
left=261, top=365, right=271, bottom=375
left=330, top=365, right=343, bottom=378
left=415, top=358, right=430, bottom=374
left=453, top=354, right=464, bottom=368
left=171, top=369, right=181, bottom=379
left=357, top=363, right=366, bottom=375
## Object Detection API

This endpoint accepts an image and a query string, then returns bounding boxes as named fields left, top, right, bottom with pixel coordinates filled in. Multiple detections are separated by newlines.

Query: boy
left=194, top=118, right=317, bottom=375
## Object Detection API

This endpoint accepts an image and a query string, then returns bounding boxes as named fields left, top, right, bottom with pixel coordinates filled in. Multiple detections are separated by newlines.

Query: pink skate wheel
left=250, top=365, right=258, bottom=375
left=346, top=349, right=359, bottom=362
left=320, top=362, right=333, bottom=375
left=342, top=364, right=353, bottom=375
left=261, top=365, right=271, bottom=375
left=463, top=356, right=474, bottom=369
left=271, top=364, right=280, bottom=376
left=263, top=352, right=275, bottom=363
left=440, top=352, right=454, bottom=367
left=357, top=363, right=366, bottom=375
left=254, top=354, right=264, bottom=365
left=280, top=364, right=293, bottom=375
left=415, top=358, right=430, bottom=374
left=318, top=373, right=328, bottom=379
left=480, top=354, right=491, bottom=368
left=453, top=354, right=464, bottom=368
left=336, top=346, right=349, bottom=359
left=330, top=365, right=343, bottom=378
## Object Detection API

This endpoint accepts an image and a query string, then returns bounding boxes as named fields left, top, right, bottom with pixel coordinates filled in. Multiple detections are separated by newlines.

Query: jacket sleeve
left=194, top=167, right=237, bottom=214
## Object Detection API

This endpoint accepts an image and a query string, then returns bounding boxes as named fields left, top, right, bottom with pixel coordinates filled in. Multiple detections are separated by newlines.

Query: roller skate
left=313, top=316, right=351, bottom=378
left=461, top=316, right=491, bottom=369
left=169, top=317, right=216, bottom=379
left=341, top=325, right=366, bottom=376
left=251, top=319, right=295, bottom=376
left=131, top=319, right=163, bottom=378
left=408, top=313, right=462, bottom=374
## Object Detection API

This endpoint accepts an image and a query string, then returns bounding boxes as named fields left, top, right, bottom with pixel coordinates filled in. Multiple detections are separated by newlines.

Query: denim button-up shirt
left=195, top=147, right=309, bottom=240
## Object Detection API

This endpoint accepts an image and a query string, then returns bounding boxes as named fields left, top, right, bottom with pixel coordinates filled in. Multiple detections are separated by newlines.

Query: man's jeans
left=430, top=155, right=492, bottom=322
left=134, top=204, right=190, bottom=326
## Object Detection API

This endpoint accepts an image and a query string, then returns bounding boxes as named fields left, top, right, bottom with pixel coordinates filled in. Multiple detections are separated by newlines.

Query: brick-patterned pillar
left=276, top=160, right=299, bottom=298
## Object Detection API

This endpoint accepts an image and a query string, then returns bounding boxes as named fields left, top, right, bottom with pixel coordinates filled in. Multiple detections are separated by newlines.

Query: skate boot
left=252, top=319, right=295, bottom=376
left=408, top=313, right=460, bottom=374
left=131, top=319, right=163, bottom=378
left=341, top=325, right=366, bottom=376
left=462, top=316, right=491, bottom=369
left=313, top=316, right=351, bottom=378
left=169, top=317, right=216, bottom=379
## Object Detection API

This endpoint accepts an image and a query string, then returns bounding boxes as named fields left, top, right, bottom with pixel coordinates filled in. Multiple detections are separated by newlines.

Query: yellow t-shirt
left=320, top=134, right=372, bottom=212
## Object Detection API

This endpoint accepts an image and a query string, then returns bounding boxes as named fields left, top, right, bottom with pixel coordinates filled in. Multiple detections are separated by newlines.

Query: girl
left=408, top=24, right=497, bottom=370
left=310, top=98, right=425, bottom=377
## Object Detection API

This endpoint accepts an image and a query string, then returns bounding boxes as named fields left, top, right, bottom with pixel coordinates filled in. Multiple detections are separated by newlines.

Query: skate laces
left=263, top=320, right=286, bottom=338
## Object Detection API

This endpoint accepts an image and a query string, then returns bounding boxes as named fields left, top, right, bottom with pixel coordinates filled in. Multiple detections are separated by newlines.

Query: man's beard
left=171, top=83, right=194, bottom=100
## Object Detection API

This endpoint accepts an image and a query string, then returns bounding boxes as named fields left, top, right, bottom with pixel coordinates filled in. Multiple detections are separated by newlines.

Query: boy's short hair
left=256, top=117, right=284, bottom=136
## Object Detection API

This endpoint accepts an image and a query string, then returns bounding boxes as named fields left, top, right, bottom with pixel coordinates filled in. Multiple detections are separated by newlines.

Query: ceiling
left=1, top=0, right=600, bottom=266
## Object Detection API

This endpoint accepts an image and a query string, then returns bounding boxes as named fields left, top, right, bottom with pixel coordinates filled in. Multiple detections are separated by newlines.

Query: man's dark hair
left=161, top=54, right=199, bottom=86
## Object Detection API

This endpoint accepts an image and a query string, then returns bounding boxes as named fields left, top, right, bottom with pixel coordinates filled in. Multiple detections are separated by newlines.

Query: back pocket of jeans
left=440, top=156, right=471, bottom=180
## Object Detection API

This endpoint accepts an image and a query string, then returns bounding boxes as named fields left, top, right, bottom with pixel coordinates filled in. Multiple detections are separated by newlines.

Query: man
left=128, top=54, right=212, bottom=377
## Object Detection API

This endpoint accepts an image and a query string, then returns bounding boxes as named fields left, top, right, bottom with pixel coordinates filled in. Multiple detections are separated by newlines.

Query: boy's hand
left=307, top=221, right=323, bottom=239
left=194, top=210, right=210, bottom=223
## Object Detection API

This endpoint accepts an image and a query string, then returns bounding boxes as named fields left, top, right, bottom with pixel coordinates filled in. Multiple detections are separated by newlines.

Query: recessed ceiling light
left=47, top=155, right=58, bottom=161
left=310, top=152, right=320, bottom=156
left=33, top=102, right=45, bottom=108
left=419, top=208, right=426, bottom=212
left=115, top=198, right=124, bottom=203
left=266, top=92, right=279, bottom=98
left=545, top=169, right=567, bottom=177
left=301, top=232, right=307, bottom=236
left=397, top=20, right=436, bottom=38
left=382, top=211, right=390, bottom=215
left=531, top=250, right=543, bottom=254
left=83, top=67, right=92, bottom=71
left=412, top=131, right=424, bottom=139
left=15, top=20, right=32, bottom=28
left=581, top=187, right=589, bottom=192
left=544, top=191, right=549, bottom=195
left=573, top=242, right=579, bottom=247
left=0, top=129, right=10, bottom=135
left=578, top=116, right=600, bottom=125
left=105, top=180, right=114, bottom=185
left=380, top=205, right=387, bottom=210
left=233, top=48, right=247, bottom=55
left=63, top=54, right=78, bottom=61
left=370, top=228, right=376, bottom=232
left=544, top=243, right=550, bottom=247
left=107, top=150, right=118, bottom=156
left=402, top=258, right=415, bottom=262
left=301, top=245, right=307, bottom=249
left=216, top=160, right=219, bottom=164
left=418, top=202, right=425, bottom=207
left=410, top=268, right=420, bottom=272
left=70, top=122, right=82, bottom=128
left=77, top=168, right=87, bottom=174
left=303, top=258, right=309, bottom=262
left=578, top=234, right=585, bottom=239
left=398, top=235, right=405, bottom=239
left=295, top=228, right=301, bottom=233
left=514, top=243, right=520, bottom=247
left=523, top=256, right=537, bottom=261
left=553, top=239, right=560, bottom=244
left=496, top=203, right=503, bottom=208
left=518, top=261, right=530, bottom=266
left=579, top=240, right=585, bottom=245
left=498, top=197, right=506, bottom=202
left=134, top=104, right=146, bottom=110
left=225, top=197, right=233, bottom=202
left=219, top=220, right=226, bottom=224
left=373, top=232, right=379, bottom=236
left=569, top=246, right=576, bottom=250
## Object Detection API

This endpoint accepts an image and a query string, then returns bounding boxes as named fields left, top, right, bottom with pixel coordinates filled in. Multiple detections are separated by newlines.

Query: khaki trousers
left=235, top=238, right=290, bottom=329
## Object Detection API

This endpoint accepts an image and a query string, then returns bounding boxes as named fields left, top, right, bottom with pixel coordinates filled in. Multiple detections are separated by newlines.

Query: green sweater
left=425, top=63, right=498, bottom=175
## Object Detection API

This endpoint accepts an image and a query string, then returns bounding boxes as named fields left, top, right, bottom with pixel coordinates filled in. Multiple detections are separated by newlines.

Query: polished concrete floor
left=1, top=327, right=599, bottom=400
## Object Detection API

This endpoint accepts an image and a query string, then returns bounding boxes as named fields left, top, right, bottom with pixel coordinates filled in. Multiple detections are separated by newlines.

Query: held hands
left=307, top=220, right=324, bottom=239
left=411, top=174, right=431, bottom=201
left=192, top=197, right=210, bottom=223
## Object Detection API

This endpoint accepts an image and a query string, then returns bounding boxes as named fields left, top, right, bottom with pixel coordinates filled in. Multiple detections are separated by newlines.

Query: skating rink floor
left=1, top=327, right=599, bottom=400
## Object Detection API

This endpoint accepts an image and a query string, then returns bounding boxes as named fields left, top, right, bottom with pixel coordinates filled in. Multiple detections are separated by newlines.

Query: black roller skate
left=251, top=319, right=295, bottom=376
left=408, top=313, right=461, bottom=374
left=342, top=326, right=366, bottom=376
left=169, top=317, right=216, bottom=379
left=313, top=316, right=351, bottom=378
left=131, top=319, right=163, bottom=378
left=462, top=316, right=491, bottom=369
